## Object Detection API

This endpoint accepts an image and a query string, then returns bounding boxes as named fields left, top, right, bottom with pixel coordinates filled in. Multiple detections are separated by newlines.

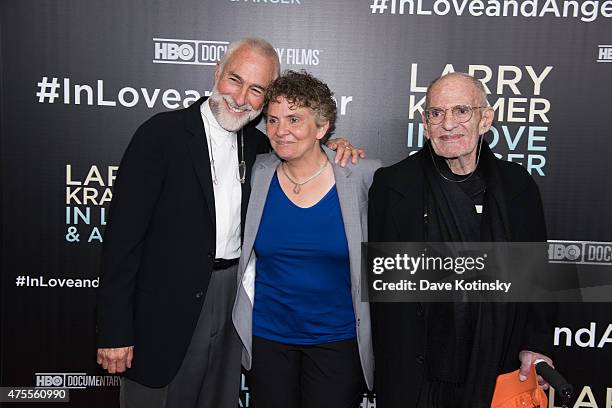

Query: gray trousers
left=120, top=265, right=242, bottom=408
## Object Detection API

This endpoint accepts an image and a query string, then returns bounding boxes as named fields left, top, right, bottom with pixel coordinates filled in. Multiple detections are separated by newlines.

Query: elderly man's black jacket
left=96, top=97, right=269, bottom=387
left=368, top=147, right=555, bottom=408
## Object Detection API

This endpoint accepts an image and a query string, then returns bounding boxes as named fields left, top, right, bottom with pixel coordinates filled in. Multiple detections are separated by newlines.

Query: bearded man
left=96, top=38, right=360, bottom=408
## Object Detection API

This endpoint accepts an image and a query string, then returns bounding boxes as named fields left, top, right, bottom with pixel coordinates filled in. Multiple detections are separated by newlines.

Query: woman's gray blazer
left=232, top=147, right=380, bottom=390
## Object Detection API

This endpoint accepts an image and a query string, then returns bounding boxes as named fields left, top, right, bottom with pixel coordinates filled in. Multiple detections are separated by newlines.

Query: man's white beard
left=209, top=86, right=262, bottom=132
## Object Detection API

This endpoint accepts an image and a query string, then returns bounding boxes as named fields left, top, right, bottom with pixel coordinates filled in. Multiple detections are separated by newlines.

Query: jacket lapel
left=184, top=98, right=216, bottom=230
left=327, top=149, right=362, bottom=298
left=390, top=152, right=426, bottom=242
left=240, top=153, right=279, bottom=279
left=239, top=126, right=263, bottom=236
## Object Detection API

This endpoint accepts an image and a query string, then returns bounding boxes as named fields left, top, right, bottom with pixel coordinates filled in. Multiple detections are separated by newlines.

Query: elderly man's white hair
left=425, top=72, right=490, bottom=108
left=217, top=37, right=281, bottom=79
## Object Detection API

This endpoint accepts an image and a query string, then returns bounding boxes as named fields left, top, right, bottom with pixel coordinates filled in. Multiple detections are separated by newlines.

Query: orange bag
left=490, top=366, right=548, bottom=408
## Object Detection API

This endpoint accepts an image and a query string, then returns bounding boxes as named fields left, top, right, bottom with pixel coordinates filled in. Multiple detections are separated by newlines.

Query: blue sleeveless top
left=252, top=173, right=356, bottom=345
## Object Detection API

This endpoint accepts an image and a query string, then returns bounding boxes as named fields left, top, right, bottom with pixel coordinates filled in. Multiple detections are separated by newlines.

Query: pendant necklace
left=202, top=114, right=245, bottom=185
left=281, top=158, right=328, bottom=194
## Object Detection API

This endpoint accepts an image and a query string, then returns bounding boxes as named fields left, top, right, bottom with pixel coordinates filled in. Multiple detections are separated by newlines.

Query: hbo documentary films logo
left=153, top=38, right=229, bottom=66
left=548, top=240, right=612, bottom=264
left=35, top=373, right=120, bottom=389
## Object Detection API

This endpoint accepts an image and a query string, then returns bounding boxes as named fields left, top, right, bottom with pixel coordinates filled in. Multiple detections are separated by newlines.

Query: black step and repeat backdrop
left=1, top=0, right=611, bottom=407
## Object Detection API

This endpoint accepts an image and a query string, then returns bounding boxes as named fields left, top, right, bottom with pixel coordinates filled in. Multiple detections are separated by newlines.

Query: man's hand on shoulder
left=326, top=137, right=366, bottom=167
left=97, top=346, right=134, bottom=374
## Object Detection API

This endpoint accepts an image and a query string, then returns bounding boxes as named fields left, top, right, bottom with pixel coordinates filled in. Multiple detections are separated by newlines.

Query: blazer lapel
left=239, top=127, right=262, bottom=236
left=240, top=153, right=279, bottom=277
left=390, top=153, right=426, bottom=242
left=233, top=151, right=279, bottom=370
left=184, top=98, right=216, bottom=229
left=327, top=150, right=362, bottom=297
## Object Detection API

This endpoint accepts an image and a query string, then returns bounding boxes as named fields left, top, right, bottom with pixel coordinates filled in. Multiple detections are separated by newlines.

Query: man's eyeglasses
left=424, top=105, right=487, bottom=125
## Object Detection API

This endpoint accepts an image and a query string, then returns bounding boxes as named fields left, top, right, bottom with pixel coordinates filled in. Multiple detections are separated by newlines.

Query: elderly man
left=96, top=38, right=360, bottom=408
left=368, top=72, right=555, bottom=408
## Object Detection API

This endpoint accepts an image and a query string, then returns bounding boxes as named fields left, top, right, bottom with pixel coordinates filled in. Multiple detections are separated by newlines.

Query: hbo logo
left=36, top=375, right=64, bottom=387
left=548, top=243, right=581, bottom=261
left=155, top=42, right=195, bottom=62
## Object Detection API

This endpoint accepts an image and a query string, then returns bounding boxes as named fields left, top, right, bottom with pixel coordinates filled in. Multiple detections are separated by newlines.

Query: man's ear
left=479, top=106, right=494, bottom=135
left=213, top=63, right=221, bottom=83
left=421, top=111, right=430, bottom=140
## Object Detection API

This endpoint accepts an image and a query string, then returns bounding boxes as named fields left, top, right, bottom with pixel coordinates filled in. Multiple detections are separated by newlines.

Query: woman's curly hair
left=265, top=70, right=337, bottom=143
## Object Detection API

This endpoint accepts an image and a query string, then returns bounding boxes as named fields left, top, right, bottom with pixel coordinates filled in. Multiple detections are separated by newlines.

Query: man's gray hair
left=217, top=37, right=280, bottom=79
left=425, top=72, right=490, bottom=108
